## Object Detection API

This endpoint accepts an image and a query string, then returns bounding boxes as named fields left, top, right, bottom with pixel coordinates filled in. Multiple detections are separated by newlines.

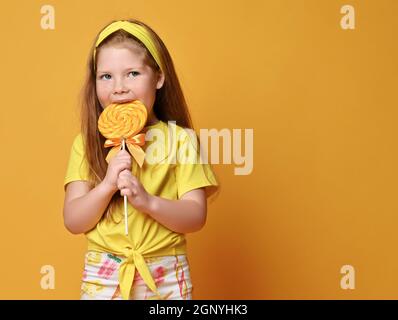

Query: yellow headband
left=93, top=20, right=164, bottom=73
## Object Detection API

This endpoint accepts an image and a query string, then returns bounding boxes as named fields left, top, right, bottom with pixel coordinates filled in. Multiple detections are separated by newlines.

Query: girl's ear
left=156, top=72, right=165, bottom=90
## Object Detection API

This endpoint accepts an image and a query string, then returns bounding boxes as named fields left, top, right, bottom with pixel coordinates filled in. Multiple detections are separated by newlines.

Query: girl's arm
left=63, top=181, right=116, bottom=234
left=118, top=170, right=208, bottom=234
left=146, top=188, right=207, bottom=234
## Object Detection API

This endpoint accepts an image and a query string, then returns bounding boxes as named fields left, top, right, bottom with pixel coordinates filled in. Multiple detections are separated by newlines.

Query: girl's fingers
left=120, top=167, right=132, bottom=174
left=129, top=176, right=138, bottom=186
left=119, top=169, right=129, bottom=177
left=120, top=188, right=131, bottom=197
left=117, top=172, right=139, bottom=191
left=120, top=188, right=136, bottom=197
left=118, top=179, right=130, bottom=190
left=118, top=178, right=137, bottom=191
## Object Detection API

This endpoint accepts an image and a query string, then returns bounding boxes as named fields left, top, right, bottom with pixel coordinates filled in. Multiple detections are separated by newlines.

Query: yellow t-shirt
left=64, top=120, right=218, bottom=299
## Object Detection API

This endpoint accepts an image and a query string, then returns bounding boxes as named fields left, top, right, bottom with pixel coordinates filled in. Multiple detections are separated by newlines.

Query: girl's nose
left=113, top=79, right=129, bottom=94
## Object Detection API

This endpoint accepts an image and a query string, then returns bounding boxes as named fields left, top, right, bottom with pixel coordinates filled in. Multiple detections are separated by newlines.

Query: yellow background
left=0, top=0, right=397, bottom=299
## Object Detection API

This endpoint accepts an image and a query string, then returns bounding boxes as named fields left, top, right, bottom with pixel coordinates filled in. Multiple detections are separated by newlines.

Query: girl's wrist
left=99, top=180, right=117, bottom=195
left=146, top=194, right=158, bottom=216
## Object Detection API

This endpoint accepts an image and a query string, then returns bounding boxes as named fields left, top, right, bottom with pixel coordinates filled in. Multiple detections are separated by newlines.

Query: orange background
left=0, top=0, right=397, bottom=299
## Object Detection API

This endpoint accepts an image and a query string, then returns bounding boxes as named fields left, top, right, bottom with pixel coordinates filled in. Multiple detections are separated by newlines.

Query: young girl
left=63, top=19, right=219, bottom=300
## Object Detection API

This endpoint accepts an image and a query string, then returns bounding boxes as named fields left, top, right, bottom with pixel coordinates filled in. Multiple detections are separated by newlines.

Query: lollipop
left=98, top=100, right=148, bottom=235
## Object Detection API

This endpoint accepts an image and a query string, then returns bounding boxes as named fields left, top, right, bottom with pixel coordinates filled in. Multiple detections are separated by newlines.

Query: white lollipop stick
left=122, top=138, right=129, bottom=235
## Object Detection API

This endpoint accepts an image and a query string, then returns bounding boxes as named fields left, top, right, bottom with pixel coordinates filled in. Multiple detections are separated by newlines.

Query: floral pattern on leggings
left=80, top=251, right=193, bottom=300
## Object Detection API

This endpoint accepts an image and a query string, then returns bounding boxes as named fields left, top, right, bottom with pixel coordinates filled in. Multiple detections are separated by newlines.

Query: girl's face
left=95, top=45, right=164, bottom=125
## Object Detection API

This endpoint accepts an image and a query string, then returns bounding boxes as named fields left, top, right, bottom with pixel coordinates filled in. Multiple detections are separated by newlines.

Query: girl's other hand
left=117, top=169, right=152, bottom=212
left=102, top=149, right=132, bottom=193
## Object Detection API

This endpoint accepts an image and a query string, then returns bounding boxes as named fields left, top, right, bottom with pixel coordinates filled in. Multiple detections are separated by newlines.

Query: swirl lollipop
left=98, top=100, right=148, bottom=235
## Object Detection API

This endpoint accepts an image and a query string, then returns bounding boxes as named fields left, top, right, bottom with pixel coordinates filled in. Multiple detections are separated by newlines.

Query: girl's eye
left=100, top=74, right=112, bottom=80
left=128, top=71, right=140, bottom=77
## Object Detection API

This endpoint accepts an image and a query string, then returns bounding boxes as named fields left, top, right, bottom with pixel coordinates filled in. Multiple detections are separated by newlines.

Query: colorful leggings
left=80, top=251, right=193, bottom=300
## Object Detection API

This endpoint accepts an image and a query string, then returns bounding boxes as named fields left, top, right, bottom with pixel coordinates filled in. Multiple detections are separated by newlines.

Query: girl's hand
left=117, top=169, right=152, bottom=212
left=103, top=150, right=132, bottom=193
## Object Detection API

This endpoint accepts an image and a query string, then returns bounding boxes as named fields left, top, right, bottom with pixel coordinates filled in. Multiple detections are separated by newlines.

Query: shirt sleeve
left=64, top=133, right=90, bottom=191
left=174, top=130, right=219, bottom=199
